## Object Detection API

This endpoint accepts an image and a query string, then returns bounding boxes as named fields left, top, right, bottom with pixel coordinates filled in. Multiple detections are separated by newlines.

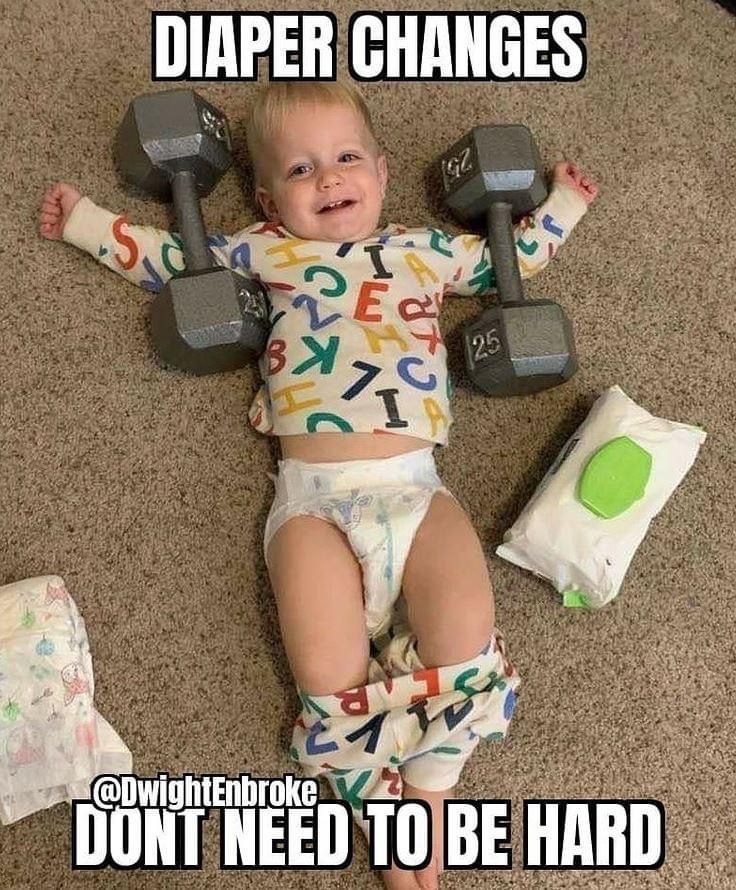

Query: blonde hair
left=246, top=80, right=379, bottom=188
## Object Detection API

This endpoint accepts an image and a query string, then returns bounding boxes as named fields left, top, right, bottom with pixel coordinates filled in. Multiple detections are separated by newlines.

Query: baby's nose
left=318, top=166, right=344, bottom=188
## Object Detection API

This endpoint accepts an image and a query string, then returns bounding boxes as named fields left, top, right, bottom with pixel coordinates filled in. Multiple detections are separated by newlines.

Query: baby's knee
left=294, top=643, right=370, bottom=697
left=450, top=574, right=495, bottom=626
left=444, top=617, right=494, bottom=664
left=422, top=588, right=495, bottom=666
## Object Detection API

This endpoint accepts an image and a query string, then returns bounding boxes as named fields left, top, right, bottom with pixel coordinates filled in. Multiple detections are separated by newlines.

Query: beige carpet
left=2, top=0, right=735, bottom=886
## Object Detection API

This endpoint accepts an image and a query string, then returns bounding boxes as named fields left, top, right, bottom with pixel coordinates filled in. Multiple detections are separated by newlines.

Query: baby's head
left=246, top=81, right=387, bottom=242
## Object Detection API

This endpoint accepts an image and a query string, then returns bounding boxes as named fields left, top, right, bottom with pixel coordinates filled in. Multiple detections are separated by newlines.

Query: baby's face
left=256, top=102, right=388, bottom=242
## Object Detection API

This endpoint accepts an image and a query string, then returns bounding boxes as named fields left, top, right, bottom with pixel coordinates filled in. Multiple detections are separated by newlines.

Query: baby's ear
left=256, top=186, right=281, bottom=222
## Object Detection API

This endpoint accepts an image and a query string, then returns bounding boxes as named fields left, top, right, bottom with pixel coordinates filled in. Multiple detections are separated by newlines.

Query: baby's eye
left=339, top=152, right=360, bottom=162
left=289, top=164, right=311, bottom=177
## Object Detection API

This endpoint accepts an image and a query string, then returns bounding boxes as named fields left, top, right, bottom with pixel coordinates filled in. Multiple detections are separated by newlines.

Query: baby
left=40, top=81, right=597, bottom=889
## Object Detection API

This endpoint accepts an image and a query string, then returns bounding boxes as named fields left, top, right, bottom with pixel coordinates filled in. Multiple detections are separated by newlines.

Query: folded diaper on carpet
left=0, top=575, right=131, bottom=824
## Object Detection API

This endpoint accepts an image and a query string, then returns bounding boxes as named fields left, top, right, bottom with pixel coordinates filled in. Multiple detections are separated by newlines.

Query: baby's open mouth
left=319, top=200, right=355, bottom=213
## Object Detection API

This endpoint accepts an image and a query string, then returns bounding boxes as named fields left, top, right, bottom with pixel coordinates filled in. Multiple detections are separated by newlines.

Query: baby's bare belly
left=279, top=432, right=432, bottom=463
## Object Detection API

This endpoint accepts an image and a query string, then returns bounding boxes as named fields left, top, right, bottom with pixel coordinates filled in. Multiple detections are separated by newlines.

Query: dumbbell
left=116, top=89, right=270, bottom=374
left=439, top=125, right=577, bottom=396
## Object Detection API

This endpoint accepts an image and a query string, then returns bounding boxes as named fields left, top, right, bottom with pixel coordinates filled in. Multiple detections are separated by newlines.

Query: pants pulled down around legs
left=290, top=630, right=520, bottom=835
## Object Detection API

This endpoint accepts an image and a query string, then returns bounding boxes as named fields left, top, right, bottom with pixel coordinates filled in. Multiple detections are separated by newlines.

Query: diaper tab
left=274, top=447, right=439, bottom=499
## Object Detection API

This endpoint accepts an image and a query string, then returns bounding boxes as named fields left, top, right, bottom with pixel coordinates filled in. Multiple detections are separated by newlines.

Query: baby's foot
left=381, top=863, right=422, bottom=890
left=552, top=161, right=599, bottom=205
left=401, top=782, right=455, bottom=890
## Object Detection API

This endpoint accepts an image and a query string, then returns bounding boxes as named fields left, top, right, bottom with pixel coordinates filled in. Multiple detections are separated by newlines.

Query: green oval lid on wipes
left=577, top=436, right=652, bottom=519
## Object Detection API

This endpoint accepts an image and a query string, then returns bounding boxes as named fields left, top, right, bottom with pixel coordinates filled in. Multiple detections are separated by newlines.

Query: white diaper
left=263, top=448, right=455, bottom=639
left=0, top=575, right=132, bottom=824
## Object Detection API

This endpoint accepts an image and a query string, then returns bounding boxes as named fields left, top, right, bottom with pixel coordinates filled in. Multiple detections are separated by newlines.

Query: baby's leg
left=266, top=515, right=369, bottom=694
left=401, top=493, right=497, bottom=886
left=267, top=517, right=420, bottom=890
left=403, top=492, right=495, bottom=669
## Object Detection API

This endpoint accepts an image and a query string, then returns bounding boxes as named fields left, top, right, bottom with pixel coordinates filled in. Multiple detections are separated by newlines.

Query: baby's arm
left=38, top=182, right=245, bottom=294
left=443, top=162, right=598, bottom=297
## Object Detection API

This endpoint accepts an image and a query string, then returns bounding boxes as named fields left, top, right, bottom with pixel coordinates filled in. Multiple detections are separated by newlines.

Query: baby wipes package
left=496, top=386, right=707, bottom=608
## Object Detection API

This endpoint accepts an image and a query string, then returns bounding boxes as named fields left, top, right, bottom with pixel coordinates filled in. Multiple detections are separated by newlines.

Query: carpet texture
left=2, top=0, right=735, bottom=887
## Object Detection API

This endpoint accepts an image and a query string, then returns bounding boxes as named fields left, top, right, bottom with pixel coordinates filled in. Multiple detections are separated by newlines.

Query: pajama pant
left=263, top=448, right=520, bottom=827
left=291, top=632, right=519, bottom=831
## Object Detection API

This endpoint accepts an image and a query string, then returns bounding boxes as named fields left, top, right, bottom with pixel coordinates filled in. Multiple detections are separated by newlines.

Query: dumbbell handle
left=171, top=170, right=214, bottom=272
left=487, top=202, right=525, bottom=305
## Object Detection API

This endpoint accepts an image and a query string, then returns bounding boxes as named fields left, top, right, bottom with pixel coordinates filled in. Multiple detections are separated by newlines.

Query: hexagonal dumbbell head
left=150, top=267, right=270, bottom=375
left=115, top=89, right=232, bottom=199
left=439, top=124, right=547, bottom=222
left=464, top=301, right=577, bottom=396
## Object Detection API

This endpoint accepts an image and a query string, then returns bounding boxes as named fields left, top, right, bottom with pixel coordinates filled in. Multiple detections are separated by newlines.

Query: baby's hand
left=39, top=182, right=82, bottom=240
left=552, top=162, right=598, bottom=205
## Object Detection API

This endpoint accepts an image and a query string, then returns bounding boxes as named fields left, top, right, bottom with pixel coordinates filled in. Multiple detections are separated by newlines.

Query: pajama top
left=63, top=184, right=588, bottom=445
